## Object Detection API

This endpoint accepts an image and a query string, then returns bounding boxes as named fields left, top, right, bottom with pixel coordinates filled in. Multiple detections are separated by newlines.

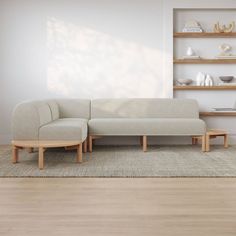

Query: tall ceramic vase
left=196, top=72, right=205, bottom=86
left=205, top=74, right=213, bottom=86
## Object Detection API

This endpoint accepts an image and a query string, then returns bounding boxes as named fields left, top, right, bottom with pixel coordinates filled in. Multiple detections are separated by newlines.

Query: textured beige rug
left=0, top=145, right=236, bottom=177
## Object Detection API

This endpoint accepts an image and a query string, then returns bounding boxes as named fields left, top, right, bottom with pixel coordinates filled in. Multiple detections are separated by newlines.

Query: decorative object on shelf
left=195, top=73, right=214, bottom=86
left=183, top=47, right=200, bottom=59
left=196, top=72, right=206, bottom=86
left=219, top=76, right=234, bottom=83
left=187, top=47, right=195, bottom=56
left=218, top=44, right=233, bottom=56
left=216, top=44, right=236, bottom=59
left=213, top=21, right=235, bottom=33
left=182, top=20, right=203, bottom=32
left=205, top=74, right=214, bottom=86
left=219, top=44, right=231, bottom=56
left=176, top=78, right=193, bottom=86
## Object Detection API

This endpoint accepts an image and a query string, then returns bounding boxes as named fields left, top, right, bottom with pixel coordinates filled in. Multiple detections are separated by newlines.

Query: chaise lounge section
left=12, top=99, right=90, bottom=169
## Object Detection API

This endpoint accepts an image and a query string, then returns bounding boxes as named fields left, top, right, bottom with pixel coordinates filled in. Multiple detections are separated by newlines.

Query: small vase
left=205, top=74, right=213, bottom=86
left=196, top=72, right=205, bottom=86
left=186, top=47, right=195, bottom=56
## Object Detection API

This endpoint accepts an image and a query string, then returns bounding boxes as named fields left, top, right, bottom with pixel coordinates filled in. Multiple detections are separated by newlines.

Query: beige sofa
left=88, top=98, right=206, bottom=151
left=11, top=98, right=206, bottom=168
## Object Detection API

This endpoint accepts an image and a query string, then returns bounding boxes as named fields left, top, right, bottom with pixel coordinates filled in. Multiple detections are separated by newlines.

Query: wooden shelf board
left=200, top=112, right=236, bottom=117
left=174, top=86, right=236, bottom=90
left=174, top=59, right=236, bottom=64
left=174, top=32, right=236, bottom=38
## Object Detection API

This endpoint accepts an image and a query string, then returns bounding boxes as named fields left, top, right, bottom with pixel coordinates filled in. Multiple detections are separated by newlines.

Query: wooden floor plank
left=0, top=178, right=236, bottom=236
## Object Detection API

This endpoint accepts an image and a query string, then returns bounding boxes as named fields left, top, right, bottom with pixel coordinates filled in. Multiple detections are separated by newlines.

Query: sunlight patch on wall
left=47, top=17, right=166, bottom=98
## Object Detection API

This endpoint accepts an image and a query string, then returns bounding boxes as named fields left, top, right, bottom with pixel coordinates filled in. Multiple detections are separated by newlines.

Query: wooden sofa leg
left=224, top=134, right=229, bottom=148
left=202, top=135, right=206, bottom=152
left=12, top=146, right=19, bottom=163
left=89, top=136, right=93, bottom=153
left=192, top=137, right=198, bottom=145
left=77, top=144, right=83, bottom=163
left=205, top=134, right=210, bottom=152
left=38, top=147, right=45, bottom=170
left=143, top=136, right=147, bottom=152
left=83, top=139, right=87, bottom=153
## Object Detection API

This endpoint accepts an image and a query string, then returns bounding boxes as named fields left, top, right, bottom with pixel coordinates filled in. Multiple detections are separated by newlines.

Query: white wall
left=0, top=0, right=165, bottom=144
left=1, top=0, right=236, bottom=145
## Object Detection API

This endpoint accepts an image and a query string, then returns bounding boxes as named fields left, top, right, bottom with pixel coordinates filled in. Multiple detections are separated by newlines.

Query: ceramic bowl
left=219, top=76, right=234, bottom=83
left=176, top=79, right=193, bottom=86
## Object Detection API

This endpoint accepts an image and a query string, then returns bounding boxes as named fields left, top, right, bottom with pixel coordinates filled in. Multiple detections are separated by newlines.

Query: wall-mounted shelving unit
left=173, top=9, right=236, bottom=119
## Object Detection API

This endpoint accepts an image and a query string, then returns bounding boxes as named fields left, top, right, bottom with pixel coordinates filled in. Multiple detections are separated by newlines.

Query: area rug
left=0, top=145, right=236, bottom=177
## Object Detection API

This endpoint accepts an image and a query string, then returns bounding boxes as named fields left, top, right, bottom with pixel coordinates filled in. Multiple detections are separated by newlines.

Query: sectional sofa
left=12, top=98, right=206, bottom=169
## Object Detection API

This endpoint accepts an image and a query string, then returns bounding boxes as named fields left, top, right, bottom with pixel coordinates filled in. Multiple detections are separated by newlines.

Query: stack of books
left=212, top=108, right=236, bottom=112
left=182, top=27, right=203, bottom=32
left=182, top=20, right=204, bottom=32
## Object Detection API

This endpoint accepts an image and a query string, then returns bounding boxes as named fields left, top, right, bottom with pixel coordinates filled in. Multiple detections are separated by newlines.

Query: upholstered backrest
left=47, top=100, right=60, bottom=120
left=12, top=100, right=58, bottom=140
left=55, top=99, right=91, bottom=119
left=91, top=98, right=199, bottom=119
left=12, top=99, right=91, bottom=140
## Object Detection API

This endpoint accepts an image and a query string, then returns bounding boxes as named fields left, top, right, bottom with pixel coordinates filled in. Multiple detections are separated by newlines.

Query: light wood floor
left=0, top=178, right=236, bottom=236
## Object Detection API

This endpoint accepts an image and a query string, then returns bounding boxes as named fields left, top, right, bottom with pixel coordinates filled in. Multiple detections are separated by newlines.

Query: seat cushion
left=39, top=118, right=88, bottom=141
left=88, top=118, right=206, bottom=136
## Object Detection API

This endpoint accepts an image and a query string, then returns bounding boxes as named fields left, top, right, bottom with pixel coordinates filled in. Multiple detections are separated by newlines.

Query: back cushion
left=47, top=100, right=59, bottom=120
left=33, top=101, right=52, bottom=126
left=56, top=99, right=91, bottom=119
left=91, top=99, right=199, bottom=119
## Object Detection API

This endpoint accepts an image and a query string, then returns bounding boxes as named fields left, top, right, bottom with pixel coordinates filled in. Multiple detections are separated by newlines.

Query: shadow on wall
left=47, top=17, right=166, bottom=98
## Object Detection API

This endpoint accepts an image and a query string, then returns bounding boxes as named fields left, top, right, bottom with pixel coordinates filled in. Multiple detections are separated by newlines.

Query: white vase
left=205, top=74, right=213, bottom=86
left=196, top=72, right=205, bottom=86
left=186, top=47, right=195, bottom=56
